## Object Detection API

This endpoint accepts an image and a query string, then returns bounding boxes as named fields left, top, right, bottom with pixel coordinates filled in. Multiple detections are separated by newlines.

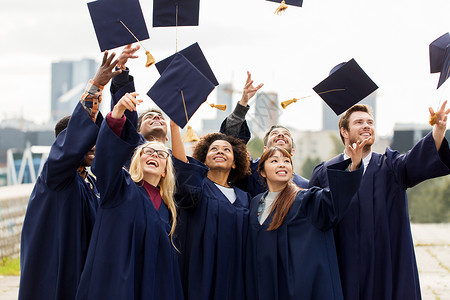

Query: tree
left=407, top=177, right=450, bottom=223
left=247, top=137, right=264, bottom=159
left=301, top=156, right=322, bottom=180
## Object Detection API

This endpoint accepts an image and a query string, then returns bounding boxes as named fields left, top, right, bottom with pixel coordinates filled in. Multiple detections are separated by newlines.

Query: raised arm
left=430, top=100, right=450, bottom=151
left=92, top=93, right=142, bottom=203
left=46, top=51, right=120, bottom=188
left=170, top=120, right=188, bottom=163
left=110, top=44, right=140, bottom=127
left=219, top=71, right=263, bottom=143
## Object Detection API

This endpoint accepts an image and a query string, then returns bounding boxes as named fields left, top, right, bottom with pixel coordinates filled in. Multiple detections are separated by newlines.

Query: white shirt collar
left=343, top=151, right=372, bottom=174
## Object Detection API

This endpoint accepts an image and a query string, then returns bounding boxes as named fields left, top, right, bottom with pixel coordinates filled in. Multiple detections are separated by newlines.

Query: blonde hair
left=129, top=141, right=177, bottom=242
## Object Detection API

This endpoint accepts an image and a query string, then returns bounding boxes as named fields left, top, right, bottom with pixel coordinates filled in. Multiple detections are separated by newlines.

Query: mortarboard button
left=155, top=43, right=219, bottom=86
left=147, top=53, right=215, bottom=128
left=313, top=58, right=378, bottom=115
left=153, top=0, right=200, bottom=27
left=87, top=0, right=149, bottom=52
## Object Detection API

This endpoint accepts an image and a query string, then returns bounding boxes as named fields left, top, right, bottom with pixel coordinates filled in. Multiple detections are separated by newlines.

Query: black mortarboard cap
left=267, top=0, right=303, bottom=7
left=155, top=43, right=219, bottom=86
left=88, top=0, right=149, bottom=52
left=313, top=58, right=378, bottom=115
left=147, top=53, right=216, bottom=128
left=153, top=0, right=200, bottom=27
left=429, top=32, right=450, bottom=74
left=429, top=33, right=450, bottom=88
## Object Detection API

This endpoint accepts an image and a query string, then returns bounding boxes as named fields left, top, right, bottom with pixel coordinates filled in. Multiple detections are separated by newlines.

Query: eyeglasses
left=141, top=147, right=170, bottom=159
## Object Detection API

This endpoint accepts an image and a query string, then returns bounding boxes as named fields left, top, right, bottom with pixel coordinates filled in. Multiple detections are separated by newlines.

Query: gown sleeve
left=45, top=102, right=102, bottom=190
left=172, top=156, right=209, bottom=208
left=91, top=116, right=140, bottom=205
left=386, top=131, right=450, bottom=188
left=300, top=159, right=363, bottom=231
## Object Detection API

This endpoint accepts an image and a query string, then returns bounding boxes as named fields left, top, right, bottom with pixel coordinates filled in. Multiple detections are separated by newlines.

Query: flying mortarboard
left=153, top=0, right=200, bottom=27
left=155, top=43, right=219, bottom=86
left=429, top=32, right=450, bottom=89
left=267, top=0, right=303, bottom=15
left=87, top=0, right=155, bottom=67
left=147, top=45, right=218, bottom=128
left=312, top=58, right=378, bottom=115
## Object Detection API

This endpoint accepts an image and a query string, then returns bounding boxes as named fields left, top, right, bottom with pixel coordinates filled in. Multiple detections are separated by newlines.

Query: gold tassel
left=429, top=113, right=437, bottom=126
left=119, top=20, right=156, bottom=68
left=274, top=0, right=288, bottom=15
left=208, top=103, right=227, bottom=111
left=145, top=51, right=156, bottom=67
left=281, top=98, right=298, bottom=109
left=183, top=126, right=199, bottom=142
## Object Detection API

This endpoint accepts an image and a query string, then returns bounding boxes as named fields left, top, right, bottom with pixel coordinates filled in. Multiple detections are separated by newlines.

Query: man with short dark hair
left=220, top=72, right=308, bottom=197
left=19, top=51, right=121, bottom=300
left=110, top=44, right=168, bottom=144
left=309, top=102, right=450, bottom=300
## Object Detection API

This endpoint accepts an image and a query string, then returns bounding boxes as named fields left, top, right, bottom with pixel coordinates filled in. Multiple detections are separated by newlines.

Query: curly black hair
left=54, top=115, right=71, bottom=138
left=192, top=133, right=250, bottom=183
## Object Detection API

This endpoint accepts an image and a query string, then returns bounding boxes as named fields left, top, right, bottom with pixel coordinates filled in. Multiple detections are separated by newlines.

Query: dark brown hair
left=192, top=133, right=250, bottom=183
left=136, top=108, right=164, bottom=132
left=338, top=104, right=374, bottom=144
left=258, top=147, right=301, bottom=231
left=54, top=115, right=71, bottom=138
left=262, top=125, right=290, bottom=146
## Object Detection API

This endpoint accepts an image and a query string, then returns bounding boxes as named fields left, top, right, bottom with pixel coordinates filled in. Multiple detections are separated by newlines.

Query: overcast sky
left=1, top=0, right=449, bottom=135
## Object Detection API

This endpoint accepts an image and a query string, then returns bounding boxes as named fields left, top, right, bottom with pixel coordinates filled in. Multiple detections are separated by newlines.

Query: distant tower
left=252, top=92, right=279, bottom=136
left=322, top=91, right=377, bottom=131
left=51, top=59, right=97, bottom=122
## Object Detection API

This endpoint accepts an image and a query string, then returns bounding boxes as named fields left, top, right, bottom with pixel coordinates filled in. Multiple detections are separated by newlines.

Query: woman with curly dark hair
left=170, top=120, right=250, bottom=300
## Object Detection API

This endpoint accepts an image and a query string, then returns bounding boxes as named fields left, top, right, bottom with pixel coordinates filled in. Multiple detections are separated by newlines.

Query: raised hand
left=117, top=44, right=140, bottom=69
left=111, top=92, right=142, bottom=119
left=347, top=137, right=371, bottom=171
left=239, top=71, right=264, bottom=106
left=92, top=51, right=122, bottom=87
left=430, top=100, right=450, bottom=150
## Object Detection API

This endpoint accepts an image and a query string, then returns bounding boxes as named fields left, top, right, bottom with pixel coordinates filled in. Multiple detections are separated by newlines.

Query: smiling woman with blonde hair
left=76, top=93, right=183, bottom=300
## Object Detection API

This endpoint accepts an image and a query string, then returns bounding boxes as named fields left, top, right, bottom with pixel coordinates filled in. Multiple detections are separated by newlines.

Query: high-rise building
left=322, top=91, right=377, bottom=131
left=51, top=58, right=97, bottom=122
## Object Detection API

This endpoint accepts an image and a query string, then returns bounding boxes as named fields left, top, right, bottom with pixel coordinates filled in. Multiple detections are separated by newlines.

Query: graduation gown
left=75, top=118, right=183, bottom=300
left=308, top=132, right=450, bottom=300
left=173, top=156, right=250, bottom=300
left=19, top=103, right=101, bottom=300
left=245, top=159, right=363, bottom=300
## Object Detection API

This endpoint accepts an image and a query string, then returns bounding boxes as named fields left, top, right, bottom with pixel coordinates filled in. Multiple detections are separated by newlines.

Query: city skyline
left=1, top=0, right=450, bottom=136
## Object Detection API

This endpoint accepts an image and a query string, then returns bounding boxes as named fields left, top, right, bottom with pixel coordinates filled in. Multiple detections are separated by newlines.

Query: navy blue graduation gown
left=19, top=102, right=101, bottom=300
left=245, top=160, right=363, bottom=300
left=308, top=132, right=450, bottom=300
left=75, top=118, right=183, bottom=300
left=173, top=156, right=250, bottom=300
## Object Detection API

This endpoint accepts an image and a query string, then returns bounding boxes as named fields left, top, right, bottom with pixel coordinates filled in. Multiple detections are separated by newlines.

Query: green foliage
left=247, top=137, right=264, bottom=159
left=0, top=257, right=20, bottom=276
left=300, top=156, right=322, bottom=180
left=408, top=176, right=450, bottom=223
left=330, top=133, right=344, bottom=157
